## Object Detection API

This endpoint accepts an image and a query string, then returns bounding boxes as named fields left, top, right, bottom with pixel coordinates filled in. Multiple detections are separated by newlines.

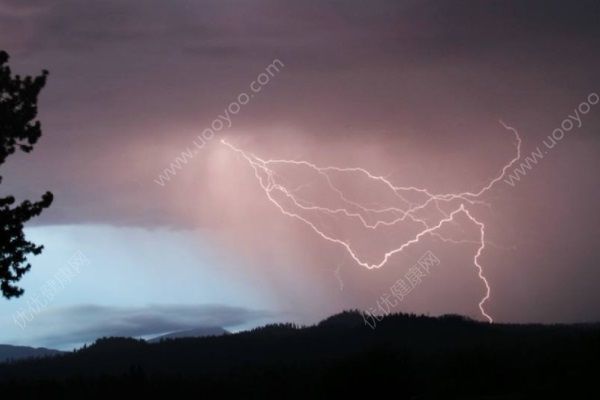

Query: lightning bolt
left=221, top=121, right=521, bottom=323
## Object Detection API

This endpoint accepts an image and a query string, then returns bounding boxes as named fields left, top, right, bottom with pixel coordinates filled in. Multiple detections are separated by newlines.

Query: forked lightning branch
left=221, top=122, right=523, bottom=323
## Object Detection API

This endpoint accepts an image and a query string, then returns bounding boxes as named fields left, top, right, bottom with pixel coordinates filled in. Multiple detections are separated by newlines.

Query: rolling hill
left=0, top=311, right=598, bottom=398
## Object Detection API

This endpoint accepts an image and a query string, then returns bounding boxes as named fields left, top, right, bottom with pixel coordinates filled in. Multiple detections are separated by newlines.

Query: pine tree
left=0, top=50, right=53, bottom=298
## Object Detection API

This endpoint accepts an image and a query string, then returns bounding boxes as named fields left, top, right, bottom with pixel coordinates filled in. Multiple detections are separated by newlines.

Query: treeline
left=1, top=311, right=598, bottom=398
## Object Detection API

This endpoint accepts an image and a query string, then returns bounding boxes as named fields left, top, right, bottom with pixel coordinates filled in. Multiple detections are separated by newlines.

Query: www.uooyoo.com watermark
left=154, top=58, right=285, bottom=187
left=503, top=92, right=598, bottom=187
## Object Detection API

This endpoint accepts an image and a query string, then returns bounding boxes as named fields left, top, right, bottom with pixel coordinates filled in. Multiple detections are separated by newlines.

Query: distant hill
left=0, top=310, right=598, bottom=398
left=0, top=344, right=62, bottom=363
left=147, top=327, right=229, bottom=343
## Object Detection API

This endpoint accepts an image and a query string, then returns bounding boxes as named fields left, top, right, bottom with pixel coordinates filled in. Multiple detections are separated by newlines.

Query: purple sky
left=1, top=0, right=599, bottom=348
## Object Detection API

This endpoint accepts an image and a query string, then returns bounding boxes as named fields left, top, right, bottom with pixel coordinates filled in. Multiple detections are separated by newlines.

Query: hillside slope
left=1, top=311, right=598, bottom=398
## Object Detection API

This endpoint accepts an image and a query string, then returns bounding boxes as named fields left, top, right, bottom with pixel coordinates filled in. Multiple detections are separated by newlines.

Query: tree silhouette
left=0, top=50, right=53, bottom=299
left=0, top=311, right=597, bottom=397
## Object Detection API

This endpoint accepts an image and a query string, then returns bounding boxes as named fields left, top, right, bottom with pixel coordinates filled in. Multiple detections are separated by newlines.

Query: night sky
left=1, top=0, right=599, bottom=349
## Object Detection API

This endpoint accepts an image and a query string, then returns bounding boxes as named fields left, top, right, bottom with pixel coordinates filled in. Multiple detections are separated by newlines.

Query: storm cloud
left=0, top=0, right=599, bottom=328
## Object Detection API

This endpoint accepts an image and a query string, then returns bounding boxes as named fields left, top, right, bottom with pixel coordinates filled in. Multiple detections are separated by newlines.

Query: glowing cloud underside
left=221, top=121, right=521, bottom=323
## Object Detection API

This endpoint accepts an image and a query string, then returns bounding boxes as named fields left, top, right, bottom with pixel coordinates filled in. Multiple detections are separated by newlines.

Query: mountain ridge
left=1, top=310, right=598, bottom=397
left=0, top=344, right=62, bottom=363
left=147, top=326, right=229, bottom=343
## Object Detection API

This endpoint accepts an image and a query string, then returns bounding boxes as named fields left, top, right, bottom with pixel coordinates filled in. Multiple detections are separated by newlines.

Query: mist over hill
left=0, top=345, right=62, bottom=363
left=147, top=327, right=229, bottom=343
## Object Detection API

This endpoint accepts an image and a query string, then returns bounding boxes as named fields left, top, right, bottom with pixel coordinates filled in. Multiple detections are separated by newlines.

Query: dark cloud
left=26, top=304, right=274, bottom=348
left=3, top=0, right=597, bottom=60
left=0, top=0, right=599, bottom=324
left=0, top=0, right=597, bottom=232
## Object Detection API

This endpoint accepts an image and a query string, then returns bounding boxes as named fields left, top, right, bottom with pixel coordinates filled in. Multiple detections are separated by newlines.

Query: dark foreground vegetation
left=1, top=311, right=598, bottom=399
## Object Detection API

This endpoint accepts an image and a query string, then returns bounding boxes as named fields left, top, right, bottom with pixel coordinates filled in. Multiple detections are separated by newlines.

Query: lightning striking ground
left=221, top=122, right=521, bottom=323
